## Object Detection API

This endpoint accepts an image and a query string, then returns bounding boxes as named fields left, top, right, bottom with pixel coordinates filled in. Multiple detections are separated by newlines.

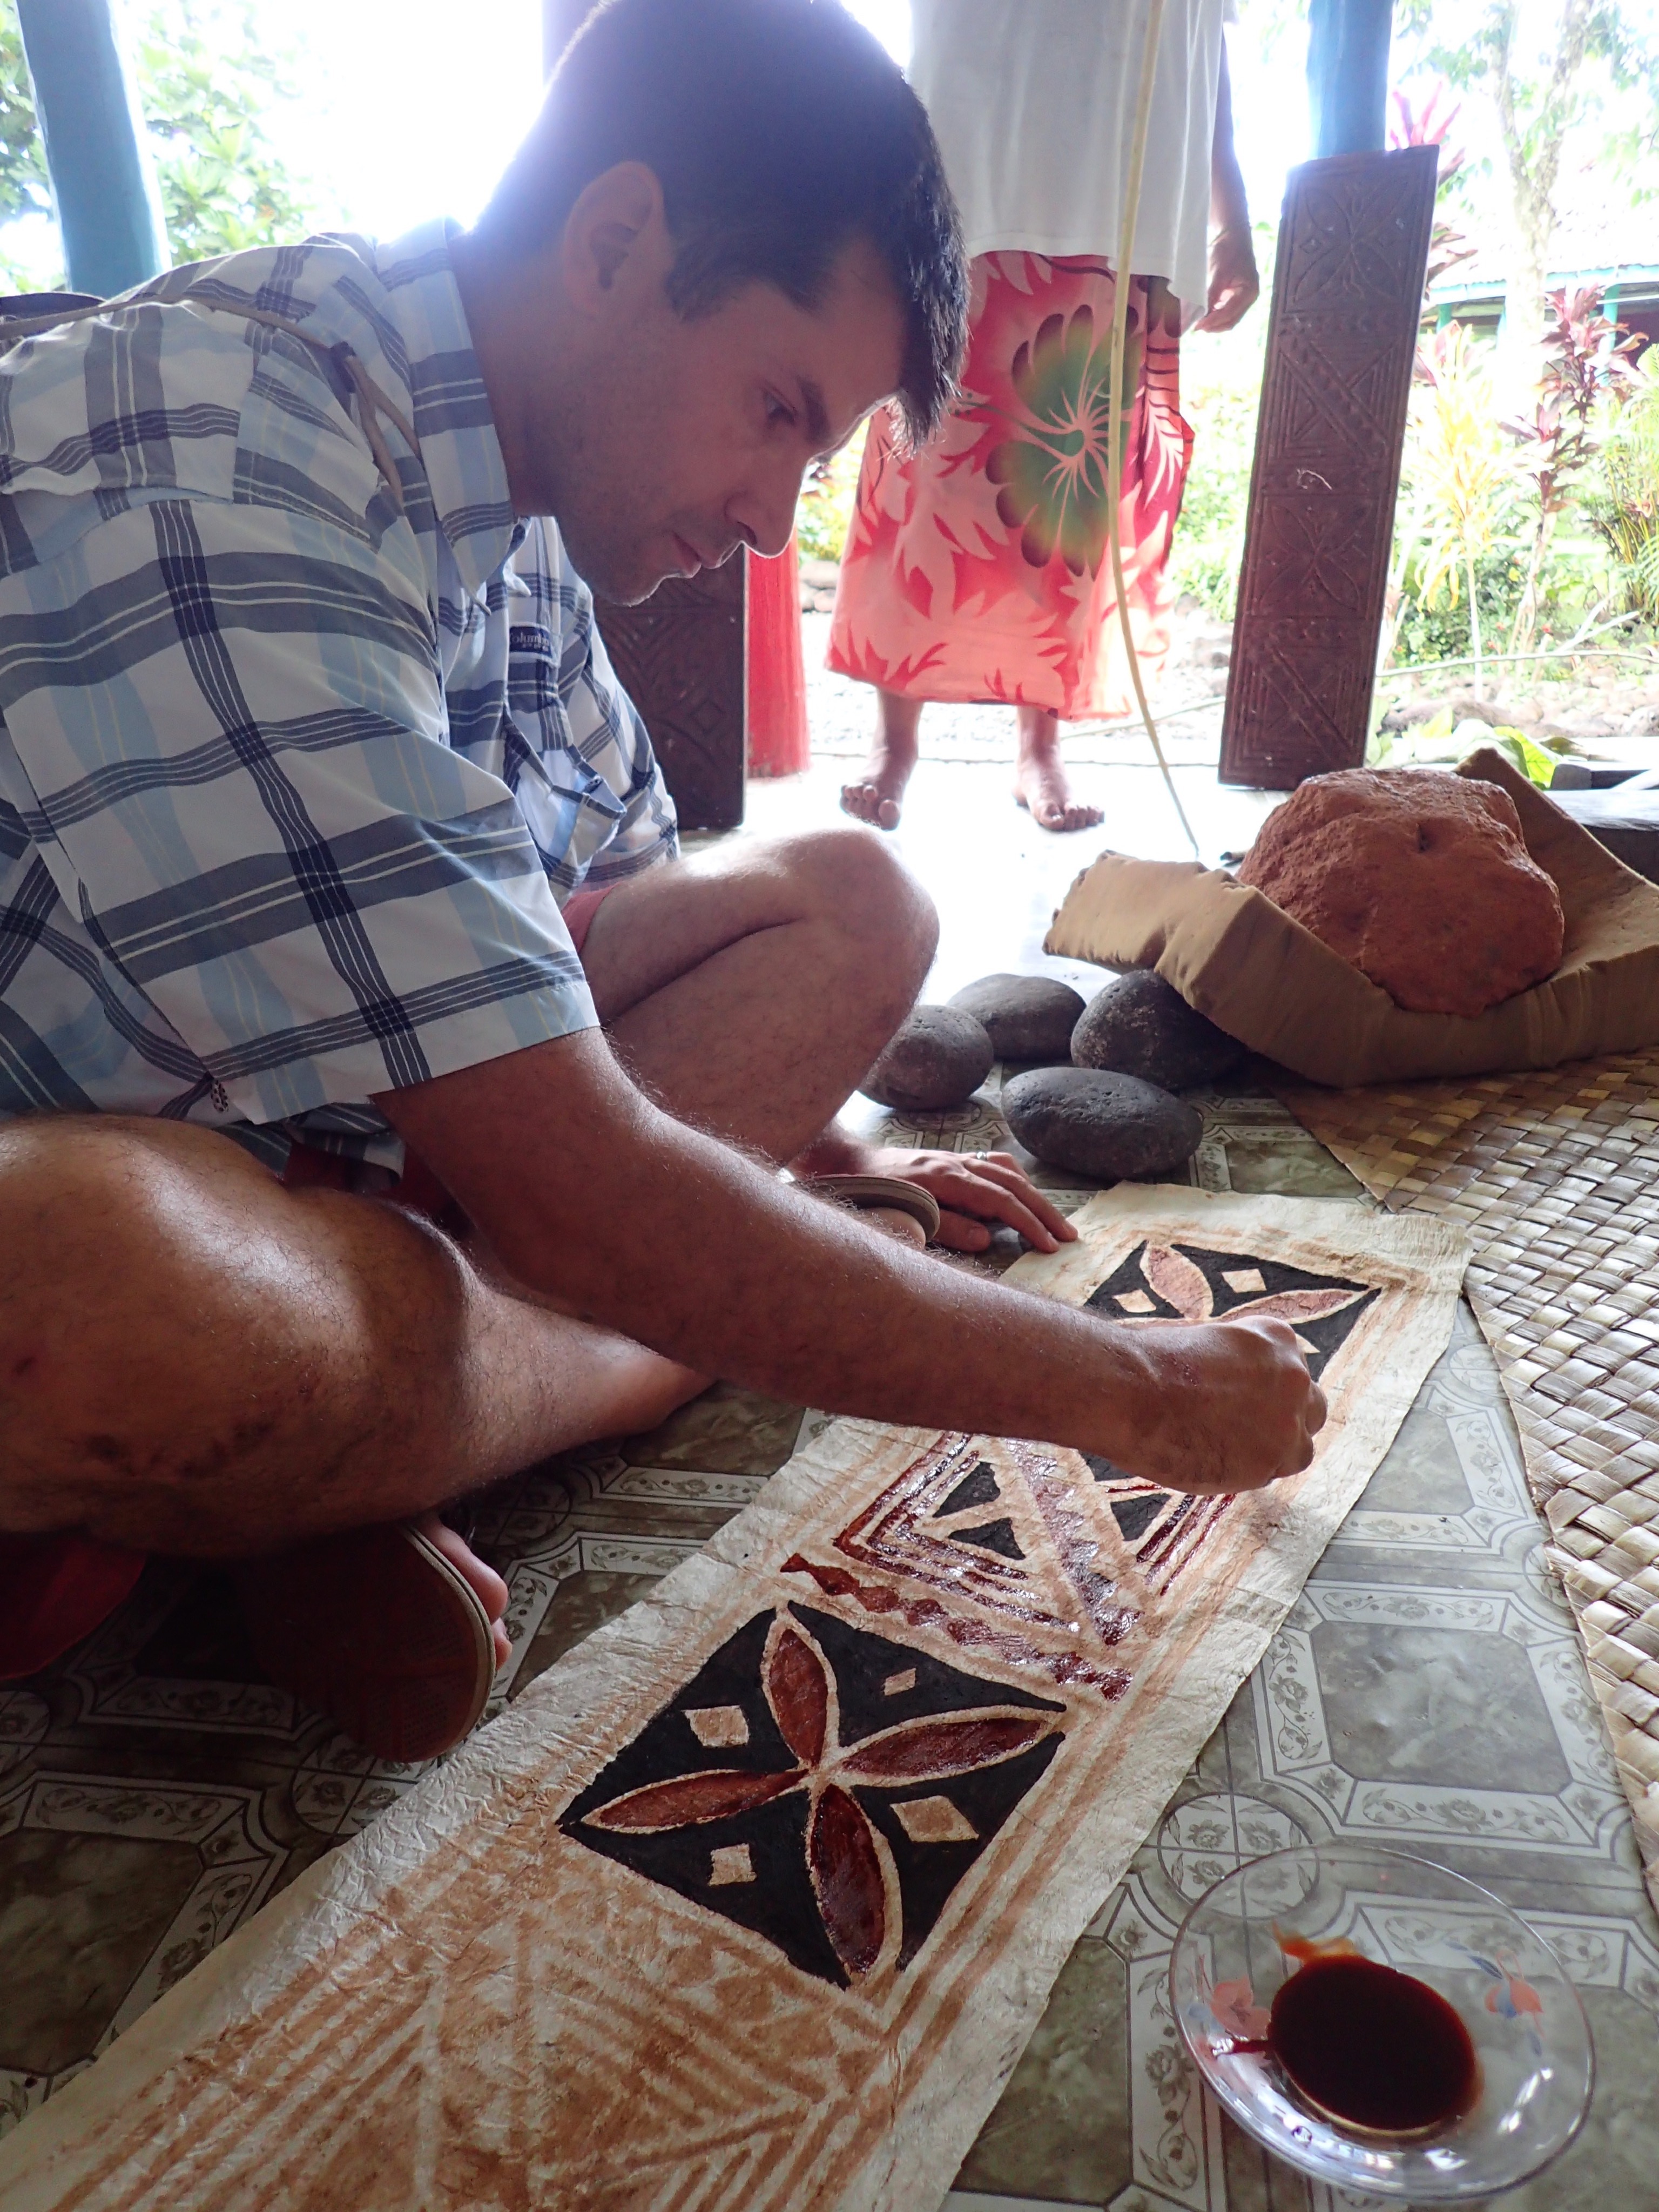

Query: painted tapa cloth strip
left=0, top=1188, right=1466, bottom=2212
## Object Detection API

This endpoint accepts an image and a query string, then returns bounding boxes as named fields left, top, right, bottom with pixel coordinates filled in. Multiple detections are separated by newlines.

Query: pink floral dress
left=828, top=253, right=1193, bottom=720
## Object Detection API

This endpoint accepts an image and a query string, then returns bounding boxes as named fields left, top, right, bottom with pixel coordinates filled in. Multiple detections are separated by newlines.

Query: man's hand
left=1115, top=1316, right=1327, bottom=1495
left=1196, top=226, right=1259, bottom=333
left=860, top=1146, right=1076, bottom=1254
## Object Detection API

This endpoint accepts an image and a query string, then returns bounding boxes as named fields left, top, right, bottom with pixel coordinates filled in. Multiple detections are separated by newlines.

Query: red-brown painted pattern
left=841, top=1714, right=1053, bottom=1785
left=808, top=1783, right=888, bottom=1980
left=766, top=1622, right=830, bottom=1765
left=584, top=1766, right=801, bottom=1832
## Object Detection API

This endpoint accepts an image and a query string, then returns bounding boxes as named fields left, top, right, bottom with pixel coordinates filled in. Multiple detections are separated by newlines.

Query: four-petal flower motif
left=578, top=1610, right=1063, bottom=1985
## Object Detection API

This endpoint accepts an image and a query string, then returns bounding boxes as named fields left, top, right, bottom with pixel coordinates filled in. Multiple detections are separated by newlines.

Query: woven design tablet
left=1279, top=1053, right=1659, bottom=1911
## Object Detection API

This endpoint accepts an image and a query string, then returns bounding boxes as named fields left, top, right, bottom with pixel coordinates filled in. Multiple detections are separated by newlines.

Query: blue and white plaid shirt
left=0, top=220, right=677, bottom=1170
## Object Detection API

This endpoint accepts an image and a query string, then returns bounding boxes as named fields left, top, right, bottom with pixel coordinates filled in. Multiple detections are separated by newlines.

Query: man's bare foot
left=419, top=1511, right=511, bottom=1668
left=1014, top=707, right=1103, bottom=834
left=841, top=687, right=922, bottom=831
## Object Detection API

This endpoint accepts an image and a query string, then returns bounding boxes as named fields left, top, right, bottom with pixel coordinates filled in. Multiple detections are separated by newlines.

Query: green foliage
left=1371, top=703, right=1564, bottom=783
left=133, top=2, right=315, bottom=262
left=0, top=0, right=316, bottom=286
left=0, top=6, right=49, bottom=287
left=794, top=430, right=866, bottom=565
left=1583, top=363, right=1659, bottom=620
left=1392, top=549, right=1528, bottom=665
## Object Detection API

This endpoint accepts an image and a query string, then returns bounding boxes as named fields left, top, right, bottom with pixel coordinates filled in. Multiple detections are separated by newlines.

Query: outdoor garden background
left=4, top=0, right=1654, bottom=763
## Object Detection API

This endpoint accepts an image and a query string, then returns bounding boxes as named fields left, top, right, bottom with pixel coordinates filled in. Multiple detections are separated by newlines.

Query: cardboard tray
left=1044, top=748, right=1659, bottom=1089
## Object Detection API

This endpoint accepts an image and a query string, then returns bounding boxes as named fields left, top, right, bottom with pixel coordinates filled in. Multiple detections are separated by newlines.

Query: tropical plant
left=0, top=0, right=316, bottom=284
left=1583, top=360, right=1659, bottom=622
left=1502, top=285, right=1637, bottom=651
left=1394, top=322, right=1524, bottom=695
left=132, top=2, right=315, bottom=261
left=794, top=434, right=866, bottom=565
left=1393, top=0, right=1659, bottom=394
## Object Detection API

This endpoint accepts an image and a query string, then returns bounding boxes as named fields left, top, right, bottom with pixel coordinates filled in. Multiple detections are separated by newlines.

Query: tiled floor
left=4, top=757, right=1658, bottom=2203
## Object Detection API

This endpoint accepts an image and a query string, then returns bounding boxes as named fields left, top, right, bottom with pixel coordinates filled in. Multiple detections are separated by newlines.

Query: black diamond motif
left=1084, top=1239, right=1377, bottom=1382
left=1108, top=1492, right=1170, bottom=1545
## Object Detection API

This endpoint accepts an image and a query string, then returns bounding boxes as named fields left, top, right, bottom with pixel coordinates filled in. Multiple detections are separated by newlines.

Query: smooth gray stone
left=948, top=973, right=1087, bottom=1062
left=860, top=1004, right=995, bottom=1113
left=1002, top=1066, right=1203, bottom=1181
left=1071, top=970, right=1245, bottom=1091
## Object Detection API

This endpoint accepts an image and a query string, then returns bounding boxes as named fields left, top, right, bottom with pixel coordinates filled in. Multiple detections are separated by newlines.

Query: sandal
left=799, top=1173, right=941, bottom=1243
left=234, top=1520, right=497, bottom=1762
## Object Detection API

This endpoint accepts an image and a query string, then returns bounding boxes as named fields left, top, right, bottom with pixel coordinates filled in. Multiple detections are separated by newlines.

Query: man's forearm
left=417, top=1060, right=1160, bottom=1456
left=380, top=1031, right=1320, bottom=1494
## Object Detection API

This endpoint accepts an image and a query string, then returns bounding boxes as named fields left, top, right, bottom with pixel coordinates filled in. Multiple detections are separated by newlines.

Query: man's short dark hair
left=476, top=0, right=967, bottom=447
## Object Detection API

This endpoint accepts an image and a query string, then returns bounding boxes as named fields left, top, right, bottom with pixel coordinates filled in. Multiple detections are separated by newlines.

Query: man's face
left=531, top=221, right=906, bottom=605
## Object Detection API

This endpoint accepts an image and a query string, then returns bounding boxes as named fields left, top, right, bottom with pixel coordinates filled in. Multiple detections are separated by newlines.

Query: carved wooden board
left=594, top=556, right=747, bottom=833
left=1219, top=146, right=1438, bottom=790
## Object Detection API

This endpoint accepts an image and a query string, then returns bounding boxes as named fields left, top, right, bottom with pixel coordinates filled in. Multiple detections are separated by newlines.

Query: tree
left=0, top=0, right=316, bottom=288
left=1393, top=0, right=1659, bottom=400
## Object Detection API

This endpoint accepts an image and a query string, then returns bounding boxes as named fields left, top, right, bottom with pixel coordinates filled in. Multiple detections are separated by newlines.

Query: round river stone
left=947, top=973, right=1087, bottom=1062
left=1002, top=1067, right=1203, bottom=1181
left=1237, top=767, right=1564, bottom=1017
left=860, top=1005, right=995, bottom=1113
left=1071, top=970, right=1245, bottom=1090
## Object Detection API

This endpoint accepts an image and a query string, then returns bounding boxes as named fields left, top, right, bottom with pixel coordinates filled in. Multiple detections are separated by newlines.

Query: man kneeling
left=0, top=0, right=1323, bottom=1758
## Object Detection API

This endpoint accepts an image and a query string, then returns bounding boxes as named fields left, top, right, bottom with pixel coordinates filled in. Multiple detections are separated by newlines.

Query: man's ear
left=559, top=161, right=672, bottom=314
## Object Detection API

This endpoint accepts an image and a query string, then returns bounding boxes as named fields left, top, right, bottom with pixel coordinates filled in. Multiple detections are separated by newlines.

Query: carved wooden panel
left=593, top=556, right=747, bottom=833
left=1219, top=146, right=1438, bottom=789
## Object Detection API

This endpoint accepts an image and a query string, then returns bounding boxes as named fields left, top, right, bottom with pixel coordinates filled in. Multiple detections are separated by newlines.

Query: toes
left=875, top=795, right=902, bottom=830
left=840, top=783, right=875, bottom=822
left=420, top=1512, right=510, bottom=1623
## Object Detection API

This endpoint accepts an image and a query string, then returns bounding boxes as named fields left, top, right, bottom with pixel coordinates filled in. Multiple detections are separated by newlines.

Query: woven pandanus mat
left=1278, top=1051, right=1659, bottom=1910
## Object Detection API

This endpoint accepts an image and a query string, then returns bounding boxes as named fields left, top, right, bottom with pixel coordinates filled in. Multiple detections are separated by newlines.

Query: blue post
left=1306, top=0, right=1394, bottom=159
left=16, top=0, right=168, bottom=298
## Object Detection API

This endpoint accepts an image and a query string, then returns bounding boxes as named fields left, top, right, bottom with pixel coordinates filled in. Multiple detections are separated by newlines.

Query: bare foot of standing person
left=1013, top=705, right=1103, bottom=833
left=841, top=687, right=922, bottom=830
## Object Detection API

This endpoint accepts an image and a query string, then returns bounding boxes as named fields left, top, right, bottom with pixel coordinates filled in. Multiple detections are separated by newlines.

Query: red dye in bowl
left=1269, top=1953, right=1480, bottom=2136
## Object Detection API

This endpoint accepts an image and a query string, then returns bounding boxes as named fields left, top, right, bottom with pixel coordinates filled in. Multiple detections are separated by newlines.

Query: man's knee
left=773, top=824, right=939, bottom=975
left=0, top=1116, right=468, bottom=1549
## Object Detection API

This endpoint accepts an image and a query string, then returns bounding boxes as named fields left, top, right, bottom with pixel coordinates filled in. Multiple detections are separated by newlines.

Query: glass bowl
left=1169, top=1841, right=1594, bottom=2201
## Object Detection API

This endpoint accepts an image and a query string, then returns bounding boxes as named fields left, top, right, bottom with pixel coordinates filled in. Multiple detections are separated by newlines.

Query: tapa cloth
left=827, top=255, right=1191, bottom=721
left=0, top=1188, right=1467, bottom=2212
left=0, top=221, right=675, bottom=1175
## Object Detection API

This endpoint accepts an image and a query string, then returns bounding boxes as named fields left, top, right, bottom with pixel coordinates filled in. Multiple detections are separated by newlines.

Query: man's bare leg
left=0, top=1114, right=702, bottom=1558
left=581, top=824, right=936, bottom=1158
left=840, top=688, right=922, bottom=832
left=1013, top=706, right=1104, bottom=833
left=0, top=829, right=936, bottom=1560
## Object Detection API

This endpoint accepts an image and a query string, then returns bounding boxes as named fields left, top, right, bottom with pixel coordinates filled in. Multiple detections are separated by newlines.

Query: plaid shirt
left=0, top=221, right=676, bottom=1170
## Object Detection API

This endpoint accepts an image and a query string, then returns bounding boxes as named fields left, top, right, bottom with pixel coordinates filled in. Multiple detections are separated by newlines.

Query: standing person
left=833, top=0, right=1260, bottom=833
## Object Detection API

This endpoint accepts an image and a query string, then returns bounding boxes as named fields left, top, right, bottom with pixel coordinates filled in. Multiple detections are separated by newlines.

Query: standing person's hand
left=1197, top=226, right=1259, bottom=332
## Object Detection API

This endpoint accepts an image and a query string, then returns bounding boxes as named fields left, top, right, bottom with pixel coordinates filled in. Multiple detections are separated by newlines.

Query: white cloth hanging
left=909, top=0, right=1228, bottom=320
